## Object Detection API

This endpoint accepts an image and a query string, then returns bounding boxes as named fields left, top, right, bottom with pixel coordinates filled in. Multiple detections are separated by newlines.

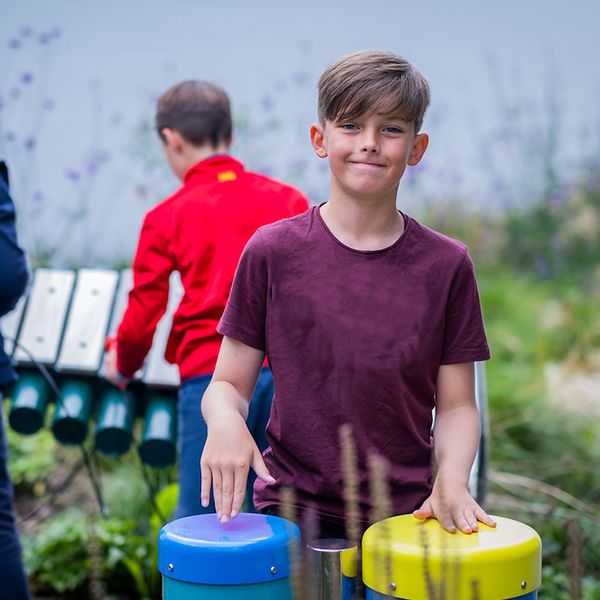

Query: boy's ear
left=407, top=133, right=429, bottom=166
left=310, top=123, right=328, bottom=158
left=161, top=127, right=184, bottom=152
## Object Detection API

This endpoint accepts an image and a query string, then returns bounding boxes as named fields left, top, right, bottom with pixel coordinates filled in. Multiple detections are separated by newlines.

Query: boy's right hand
left=200, top=411, right=275, bottom=523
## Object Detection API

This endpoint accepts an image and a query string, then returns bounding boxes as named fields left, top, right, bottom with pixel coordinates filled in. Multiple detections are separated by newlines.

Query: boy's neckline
left=316, top=204, right=410, bottom=254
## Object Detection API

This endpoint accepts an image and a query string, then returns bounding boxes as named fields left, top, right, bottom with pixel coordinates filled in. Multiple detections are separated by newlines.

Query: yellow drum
left=362, top=515, right=541, bottom=599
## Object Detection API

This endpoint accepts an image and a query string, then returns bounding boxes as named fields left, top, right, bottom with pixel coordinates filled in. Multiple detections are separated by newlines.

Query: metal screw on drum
left=270, top=566, right=277, bottom=575
left=168, top=563, right=174, bottom=572
left=390, top=582, right=397, bottom=591
left=521, top=580, right=527, bottom=589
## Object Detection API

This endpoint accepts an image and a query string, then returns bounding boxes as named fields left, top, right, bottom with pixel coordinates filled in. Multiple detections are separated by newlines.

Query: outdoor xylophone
left=1, top=267, right=183, bottom=468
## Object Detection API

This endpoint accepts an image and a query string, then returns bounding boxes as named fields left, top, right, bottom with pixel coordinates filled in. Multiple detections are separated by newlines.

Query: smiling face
left=311, top=111, right=429, bottom=203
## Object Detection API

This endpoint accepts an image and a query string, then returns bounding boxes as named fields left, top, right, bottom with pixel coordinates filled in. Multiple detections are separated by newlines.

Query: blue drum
left=158, top=513, right=300, bottom=599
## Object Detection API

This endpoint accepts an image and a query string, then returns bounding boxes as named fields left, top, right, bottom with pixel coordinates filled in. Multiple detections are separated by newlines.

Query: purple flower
left=21, top=71, right=34, bottom=84
left=293, top=71, right=309, bottom=86
left=20, top=26, right=33, bottom=38
left=585, top=176, right=599, bottom=194
left=4, top=131, right=15, bottom=142
left=94, top=150, right=110, bottom=163
left=502, top=104, right=521, bottom=120
left=32, top=190, right=43, bottom=202
left=87, top=161, right=99, bottom=174
left=491, top=175, right=508, bottom=191
left=8, top=38, right=21, bottom=49
left=246, top=124, right=264, bottom=137
left=24, top=136, right=36, bottom=150
left=256, top=165, right=273, bottom=177
left=533, top=255, right=551, bottom=279
left=298, top=39, right=311, bottom=54
left=38, top=32, right=52, bottom=45
left=108, top=112, right=122, bottom=126
left=50, top=26, right=62, bottom=38
left=43, top=98, right=55, bottom=110
left=65, top=168, right=80, bottom=182
left=134, top=184, right=148, bottom=199
left=550, top=235, right=565, bottom=254
left=260, top=95, right=274, bottom=112
left=548, top=186, right=568, bottom=209
left=10, top=88, right=21, bottom=100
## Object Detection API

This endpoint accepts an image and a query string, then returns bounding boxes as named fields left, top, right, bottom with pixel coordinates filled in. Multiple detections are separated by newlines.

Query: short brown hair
left=155, top=81, right=232, bottom=147
left=318, top=50, right=430, bottom=133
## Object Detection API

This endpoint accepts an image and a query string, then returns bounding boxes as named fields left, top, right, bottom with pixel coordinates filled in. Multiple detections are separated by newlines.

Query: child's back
left=117, top=155, right=308, bottom=380
left=105, top=81, right=308, bottom=518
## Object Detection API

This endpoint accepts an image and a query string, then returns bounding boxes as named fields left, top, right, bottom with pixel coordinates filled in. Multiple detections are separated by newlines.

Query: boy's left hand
left=413, top=479, right=496, bottom=534
left=103, top=348, right=129, bottom=390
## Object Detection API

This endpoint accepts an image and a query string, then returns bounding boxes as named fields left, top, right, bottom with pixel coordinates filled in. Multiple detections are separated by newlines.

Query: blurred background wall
left=1, top=0, right=599, bottom=265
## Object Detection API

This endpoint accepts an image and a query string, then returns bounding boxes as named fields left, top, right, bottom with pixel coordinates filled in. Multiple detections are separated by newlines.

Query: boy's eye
left=384, top=126, right=403, bottom=134
left=339, top=123, right=358, bottom=130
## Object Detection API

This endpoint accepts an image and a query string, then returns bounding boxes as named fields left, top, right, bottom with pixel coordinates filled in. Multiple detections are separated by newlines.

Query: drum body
left=362, top=515, right=541, bottom=600
left=159, top=513, right=300, bottom=599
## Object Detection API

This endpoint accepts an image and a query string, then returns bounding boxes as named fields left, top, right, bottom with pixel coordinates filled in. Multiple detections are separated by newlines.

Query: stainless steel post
left=306, top=538, right=357, bottom=600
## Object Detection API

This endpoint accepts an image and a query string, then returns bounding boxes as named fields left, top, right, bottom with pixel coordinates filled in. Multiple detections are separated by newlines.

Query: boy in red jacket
left=104, top=81, right=308, bottom=517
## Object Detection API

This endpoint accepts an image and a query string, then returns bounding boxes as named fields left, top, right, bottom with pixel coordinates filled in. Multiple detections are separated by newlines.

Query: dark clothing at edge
left=0, top=161, right=31, bottom=600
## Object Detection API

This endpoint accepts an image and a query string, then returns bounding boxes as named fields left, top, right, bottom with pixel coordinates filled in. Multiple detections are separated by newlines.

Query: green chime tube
left=8, top=372, right=50, bottom=434
left=94, top=387, right=134, bottom=457
left=51, top=380, right=93, bottom=445
left=139, top=394, right=177, bottom=468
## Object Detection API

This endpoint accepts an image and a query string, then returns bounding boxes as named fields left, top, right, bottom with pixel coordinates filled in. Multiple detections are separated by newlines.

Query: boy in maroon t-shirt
left=103, top=81, right=308, bottom=518
left=200, top=52, right=496, bottom=536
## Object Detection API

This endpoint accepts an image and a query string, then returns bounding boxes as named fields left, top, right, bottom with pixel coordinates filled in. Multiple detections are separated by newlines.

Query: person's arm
left=413, top=362, right=496, bottom=533
left=104, top=209, right=174, bottom=384
left=200, top=336, right=275, bottom=523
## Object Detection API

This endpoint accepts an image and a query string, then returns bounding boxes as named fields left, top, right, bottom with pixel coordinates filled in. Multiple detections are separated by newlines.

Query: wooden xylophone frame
left=1, top=267, right=182, bottom=468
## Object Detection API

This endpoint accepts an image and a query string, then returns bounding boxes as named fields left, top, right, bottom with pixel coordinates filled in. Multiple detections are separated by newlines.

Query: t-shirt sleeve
left=440, top=249, right=491, bottom=364
left=217, top=230, right=268, bottom=351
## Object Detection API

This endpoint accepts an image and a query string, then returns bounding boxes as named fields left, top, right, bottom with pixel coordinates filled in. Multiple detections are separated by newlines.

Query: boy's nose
left=360, top=134, right=379, bottom=153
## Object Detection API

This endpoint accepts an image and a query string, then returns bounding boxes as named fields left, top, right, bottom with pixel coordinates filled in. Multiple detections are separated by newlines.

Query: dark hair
left=318, top=50, right=430, bottom=133
left=155, top=81, right=232, bottom=147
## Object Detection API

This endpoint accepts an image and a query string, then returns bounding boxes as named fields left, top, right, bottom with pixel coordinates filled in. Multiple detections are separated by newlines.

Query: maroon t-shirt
left=218, top=206, right=490, bottom=523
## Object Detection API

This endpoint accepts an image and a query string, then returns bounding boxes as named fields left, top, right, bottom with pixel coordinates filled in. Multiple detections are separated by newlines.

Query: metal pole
left=306, top=538, right=357, bottom=600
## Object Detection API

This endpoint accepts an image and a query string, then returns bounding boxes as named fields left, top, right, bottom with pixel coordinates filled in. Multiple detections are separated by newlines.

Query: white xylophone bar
left=13, top=269, right=75, bottom=366
left=55, top=269, right=119, bottom=374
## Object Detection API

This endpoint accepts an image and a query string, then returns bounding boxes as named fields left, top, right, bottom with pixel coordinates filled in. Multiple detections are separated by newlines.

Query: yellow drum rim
left=362, top=514, right=541, bottom=599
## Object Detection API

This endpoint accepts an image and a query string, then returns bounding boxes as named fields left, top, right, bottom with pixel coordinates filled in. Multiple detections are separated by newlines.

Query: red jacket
left=115, top=155, right=309, bottom=380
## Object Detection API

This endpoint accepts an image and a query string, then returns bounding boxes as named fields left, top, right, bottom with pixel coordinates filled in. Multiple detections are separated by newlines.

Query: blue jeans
left=0, top=402, right=30, bottom=599
left=175, top=367, right=273, bottom=519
